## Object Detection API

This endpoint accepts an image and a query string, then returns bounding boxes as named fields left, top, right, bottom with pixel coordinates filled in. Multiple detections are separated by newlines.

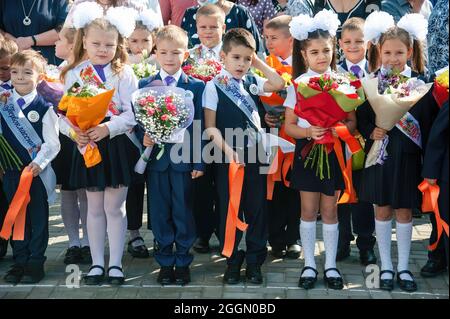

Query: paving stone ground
left=0, top=191, right=448, bottom=299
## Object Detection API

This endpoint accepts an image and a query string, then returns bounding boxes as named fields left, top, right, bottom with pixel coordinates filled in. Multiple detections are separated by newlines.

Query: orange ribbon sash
left=0, top=169, right=33, bottom=241
left=222, top=162, right=249, bottom=258
left=418, top=180, right=449, bottom=250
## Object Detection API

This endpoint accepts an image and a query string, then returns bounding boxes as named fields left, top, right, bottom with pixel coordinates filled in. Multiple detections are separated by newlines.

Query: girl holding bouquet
left=284, top=9, right=357, bottom=290
left=59, top=2, right=139, bottom=285
left=356, top=12, right=439, bottom=292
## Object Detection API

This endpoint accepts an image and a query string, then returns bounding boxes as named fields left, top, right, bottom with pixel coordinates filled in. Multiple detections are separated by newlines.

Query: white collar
left=205, top=42, right=222, bottom=58
left=346, top=59, right=367, bottom=72
left=13, top=89, right=37, bottom=109
left=381, top=65, right=412, bottom=78
left=160, top=68, right=183, bottom=84
left=219, top=68, right=246, bottom=83
left=277, top=55, right=293, bottom=66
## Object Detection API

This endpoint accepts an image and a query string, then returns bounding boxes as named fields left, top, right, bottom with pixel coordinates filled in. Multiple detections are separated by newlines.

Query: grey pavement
left=0, top=191, right=448, bottom=299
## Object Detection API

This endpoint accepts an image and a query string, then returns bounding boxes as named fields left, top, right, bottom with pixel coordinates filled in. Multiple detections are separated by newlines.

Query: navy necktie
left=350, top=64, right=364, bottom=79
left=17, top=97, right=26, bottom=109
left=1, top=83, right=12, bottom=90
left=164, top=76, right=176, bottom=86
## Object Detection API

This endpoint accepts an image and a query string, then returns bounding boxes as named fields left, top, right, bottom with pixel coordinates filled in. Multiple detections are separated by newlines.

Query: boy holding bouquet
left=262, top=15, right=301, bottom=259
left=140, top=25, right=206, bottom=286
left=1, top=50, right=60, bottom=284
left=336, top=17, right=377, bottom=265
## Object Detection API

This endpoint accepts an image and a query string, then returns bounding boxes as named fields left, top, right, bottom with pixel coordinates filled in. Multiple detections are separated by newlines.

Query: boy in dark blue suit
left=139, top=25, right=205, bottom=286
left=0, top=50, right=60, bottom=284
left=336, top=18, right=377, bottom=265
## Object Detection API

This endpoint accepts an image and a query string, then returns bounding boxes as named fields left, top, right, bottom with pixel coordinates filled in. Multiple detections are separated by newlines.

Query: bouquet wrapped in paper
left=0, top=91, right=23, bottom=171
left=58, top=80, right=115, bottom=168
left=294, top=72, right=365, bottom=179
left=36, top=64, right=64, bottom=107
left=132, top=85, right=195, bottom=174
left=433, top=66, right=449, bottom=108
left=182, top=47, right=222, bottom=83
left=362, top=69, right=433, bottom=168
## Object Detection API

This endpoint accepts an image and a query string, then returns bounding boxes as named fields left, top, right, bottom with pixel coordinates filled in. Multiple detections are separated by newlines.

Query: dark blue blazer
left=137, top=71, right=206, bottom=173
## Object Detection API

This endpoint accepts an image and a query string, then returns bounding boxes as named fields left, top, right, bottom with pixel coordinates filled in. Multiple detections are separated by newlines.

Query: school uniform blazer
left=137, top=71, right=206, bottom=173
left=422, top=101, right=449, bottom=183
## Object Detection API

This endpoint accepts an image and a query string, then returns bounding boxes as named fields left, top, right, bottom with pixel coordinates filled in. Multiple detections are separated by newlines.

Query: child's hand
left=264, top=113, right=279, bottom=128
left=330, top=127, right=338, bottom=137
left=370, top=127, right=387, bottom=140
left=70, top=127, right=90, bottom=147
left=307, top=126, right=327, bottom=140
left=87, top=124, right=110, bottom=142
left=27, top=162, right=42, bottom=177
left=251, top=52, right=263, bottom=68
left=425, top=178, right=437, bottom=185
left=143, top=134, right=155, bottom=147
left=191, top=170, right=204, bottom=179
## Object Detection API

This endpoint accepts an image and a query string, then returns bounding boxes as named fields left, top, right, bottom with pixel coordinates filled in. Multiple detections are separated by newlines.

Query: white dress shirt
left=11, top=89, right=60, bottom=171
left=203, top=69, right=270, bottom=112
left=284, top=68, right=332, bottom=128
left=60, top=60, right=138, bottom=139
left=277, top=55, right=293, bottom=66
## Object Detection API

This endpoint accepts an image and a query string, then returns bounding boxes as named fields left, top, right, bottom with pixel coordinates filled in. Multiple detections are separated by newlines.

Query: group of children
left=0, top=2, right=447, bottom=294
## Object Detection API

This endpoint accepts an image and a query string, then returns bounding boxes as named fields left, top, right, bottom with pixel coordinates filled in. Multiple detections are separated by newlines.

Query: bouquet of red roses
left=182, top=47, right=222, bottom=83
left=294, top=72, right=365, bottom=179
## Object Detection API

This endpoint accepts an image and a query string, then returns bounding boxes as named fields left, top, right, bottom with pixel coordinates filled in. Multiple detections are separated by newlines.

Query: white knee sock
left=396, top=221, right=413, bottom=281
left=61, top=190, right=81, bottom=248
left=104, top=187, right=128, bottom=277
left=77, top=189, right=89, bottom=248
left=86, top=191, right=107, bottom=276
left=300, top=220, right=317, bottom=277
left=323, top=223, right=340, bottom=278
left=375, top=219, right=394, bottom=280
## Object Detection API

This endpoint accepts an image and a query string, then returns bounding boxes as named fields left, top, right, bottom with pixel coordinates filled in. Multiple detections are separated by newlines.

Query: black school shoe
left=64, top=246, right=81, bottom=265
left=174, top=266, right=191, bottom=286
left=157, top=266, right=175, bottom=285
left=79, top=246, right=92, bottom=264
left=359, top=249, right=377, bottom=266
left=4, top=264, right=25, bottom=284
left=323, top=268, right=344, bottom=290
left=21, top=264, right=45, bottom=284
left=286, top=244, right=301, bottom=259
left=397, top=270, right=417, bottom=292
left=107, top=266, right=125, bottom=286
left=0, top=238, right=8, bottom=258
left=127, top=237, right=149, bottom=258
left=298, top=266, right=318, bottom=290
left=379, top=270, right=395, bottom=291
left=223, top=250, right=245, bottom=285
left=245, top=264, right=263, bottom=284
left=193, top=238, right=211, bottom=254
left=83, top=265, right=105, bottom=285
left=420, top=259, right=447, bottom=277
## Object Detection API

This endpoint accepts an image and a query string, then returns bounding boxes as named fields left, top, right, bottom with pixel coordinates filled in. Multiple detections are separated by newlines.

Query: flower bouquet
left=131, top=50, right=159, bottom=80
left=362, top=68, right=433, bottom=168
left=37, top=64, right=64, bottom=107
left=182, top=48, right=222, bottom=83
left=294, top=72, right=365, bottom=179
left=132, top=85, right=195, bottom=174
left=433, top=66, right=449, bottom=108
left=0, top=91, right=23, bottom=171
left=58, top=74, right=115, bottom=168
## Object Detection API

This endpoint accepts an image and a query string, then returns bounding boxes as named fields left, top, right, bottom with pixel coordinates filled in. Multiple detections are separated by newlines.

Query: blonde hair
left=0, top=37, right=19, bottom=59
left=196, top=4, right=226, bottom=23
left=61, top=18, right=128, bottom=81
left=341, top=17, right=365, bottom=35
left=155, top=25, right=188, bottom=50
left=264, top=15, right=293, bottom=38
left=10, top=50, right=47, bottom=74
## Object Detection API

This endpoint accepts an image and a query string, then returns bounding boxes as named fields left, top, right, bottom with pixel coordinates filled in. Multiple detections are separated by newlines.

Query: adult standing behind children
left=0, top=0, right=69, bottom=65
left=159, top=0, right=198, bottom=26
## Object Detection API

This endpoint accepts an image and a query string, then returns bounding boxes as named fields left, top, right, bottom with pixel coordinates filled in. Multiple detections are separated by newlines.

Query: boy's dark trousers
left=193, top=163, right=219, bottom=242
left=2, top=171, right=49, bottom=267
left=216, top=162, right=268, bottom=266
left=147, top=168, right=196, bottom=267
left=338, top=169, right=376, bottom=251
left=268, top=181, right=300, bottom=250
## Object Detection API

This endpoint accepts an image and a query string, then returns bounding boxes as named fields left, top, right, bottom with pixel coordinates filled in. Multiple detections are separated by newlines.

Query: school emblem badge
left=27, top=110, right=40, bottom=123
left=249, top=84, right=259, bottom=96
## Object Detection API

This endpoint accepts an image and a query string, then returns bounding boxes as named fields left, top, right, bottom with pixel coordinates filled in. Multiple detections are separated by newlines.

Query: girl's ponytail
left=412, top=39, right=425, bottom=75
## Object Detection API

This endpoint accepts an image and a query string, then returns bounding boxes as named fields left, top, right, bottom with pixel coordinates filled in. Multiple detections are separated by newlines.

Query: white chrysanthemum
left=72, top=2, right=103, bottom=30
left=106, top=7, right=137, bottom=38
left=138, top=9, right=163, bottom=31
left=364, top=11, right=395, bottom=44
left=289, top=14, right=315, bottom=41
left=398, top=13, right=428, bottom=42
left=313, top=9, right=341, bottom=37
